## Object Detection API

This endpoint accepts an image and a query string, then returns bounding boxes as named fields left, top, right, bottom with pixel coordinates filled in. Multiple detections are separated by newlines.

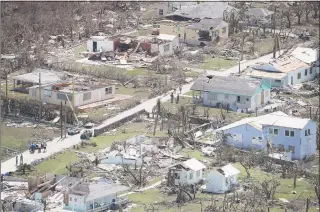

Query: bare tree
left=292, top=2, right=304, bottom=25
left=260, top=177, right=280, bottom=203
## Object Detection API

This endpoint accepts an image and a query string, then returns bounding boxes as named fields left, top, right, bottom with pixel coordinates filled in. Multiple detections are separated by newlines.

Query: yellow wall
left=159, top=24, right=198, bottom=41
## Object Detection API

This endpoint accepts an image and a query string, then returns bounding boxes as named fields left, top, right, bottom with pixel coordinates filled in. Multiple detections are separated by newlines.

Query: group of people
left=29, top=142, right=47, bottom=154
left=170, top=84, right=182, bottom=104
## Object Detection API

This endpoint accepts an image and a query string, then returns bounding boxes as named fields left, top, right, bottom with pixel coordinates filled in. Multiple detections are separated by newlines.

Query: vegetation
left=200, top=56, right=237, bottom=70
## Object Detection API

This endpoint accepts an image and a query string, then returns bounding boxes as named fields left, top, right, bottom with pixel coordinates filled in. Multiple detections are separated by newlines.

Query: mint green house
left=190, top=76, right=272, bottom=112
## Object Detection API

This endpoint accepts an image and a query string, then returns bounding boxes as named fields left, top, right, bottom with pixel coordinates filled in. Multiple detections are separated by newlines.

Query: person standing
left=176, top=94, right=180, bottom=104
left=170, top=92, right=174, bottom=103
left=16, top=155, right=19, bottom=167
left=179, top=84, right=182, bottom=94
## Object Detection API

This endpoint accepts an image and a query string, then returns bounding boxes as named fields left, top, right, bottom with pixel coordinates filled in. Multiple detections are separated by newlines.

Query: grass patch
left=1, top=83, right=29, bottom=100
left=185, top=71, right=200, bottom=78
left=128, top=189, right=162, bottom=204
left=254, top=38, right=274, bottom=56
left=181, top=149, right=205, bottom=161
left=185, top=90, right=200, bottom=96
left=126, top=68, right=149, bottom=76
left=35, top=151, right=79, bottom=175
left=146, top=176, right=162, bottom=186
left=2, top=122, right=57, bottom=151
left=74, top=43, right=87, bottom=59
left=162, top=96, right=249, bottom=122
left=117, top=86, right=151, bottom=99
left=200, top=56, right=237, bottom=70
left=136, top=28, right=150, bottom=36
left=233, top=162, right=316, bottom=201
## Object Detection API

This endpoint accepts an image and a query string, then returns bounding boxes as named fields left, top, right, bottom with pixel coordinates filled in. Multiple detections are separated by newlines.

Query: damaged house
left=205, top=164, right=240, bottom=194
left=190, top=75, right=271, bottom=112
left=63, top=181, right=128, bottom=212
left=158, top=2, right=235, bottom=45
left=11, top=68, right=66, bottom=94
left=244, top=8, right=274, bottom=26
left=28, top=80, right=115, bottom=108
left=87, top=36, right=115, bottom=52
left=168, top=158, right=206, bottom=186
left=246, top=47, right=320, bottom=87
left=214, top=111, right=317, bottom=160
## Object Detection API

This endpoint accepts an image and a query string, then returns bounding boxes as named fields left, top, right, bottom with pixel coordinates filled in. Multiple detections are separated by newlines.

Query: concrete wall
left=29, top=85, right=115, bottom=107
left=87, top=39, right=114, bottom=52
left=174, top=169, right=203, bottom=185
left=65, top=194, right=86, bottom=211
left=202, top=91, right=253, bottom=111
left=286, top=66, right=317, bottom=86
left=85, top=194, right=116, bottom=211
left=300, top=121, right=317, bottom=159
left=158, top=42, right=173, bottom=55
left=94, top=109, right=146, bottom=136
left=206, top=171, right=237, bottom=193
left=159, top=24, right=198, bottom=43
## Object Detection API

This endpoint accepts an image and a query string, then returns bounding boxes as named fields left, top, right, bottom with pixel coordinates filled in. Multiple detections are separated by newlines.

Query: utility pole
left=38, top=73, right=42, bottom=122
left=5, top=70, right=8, bottom=99
left=239, top=35, right=245, bottom=74
left=60, top=102, right=63, bottom=139
left=64, top=101, right=67, bottom=138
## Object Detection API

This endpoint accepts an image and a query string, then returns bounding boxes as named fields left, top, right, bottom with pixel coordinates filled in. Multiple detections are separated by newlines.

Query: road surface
left=0, top=51, right=283, bottom=174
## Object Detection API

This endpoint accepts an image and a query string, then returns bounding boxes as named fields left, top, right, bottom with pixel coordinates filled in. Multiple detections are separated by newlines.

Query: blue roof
left=253, top=63, right=281, bottom=73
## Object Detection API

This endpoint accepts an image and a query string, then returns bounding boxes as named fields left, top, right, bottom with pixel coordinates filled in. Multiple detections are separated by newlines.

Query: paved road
left=1, top=83, right=193, bottom=174
left=190, top=51, right=284, bottom=77
left=0, top=51, right=283, bottom=174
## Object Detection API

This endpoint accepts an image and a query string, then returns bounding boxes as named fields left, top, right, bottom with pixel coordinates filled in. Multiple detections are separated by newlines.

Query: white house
left=157, top=34, right=179, bottom=50
left=168, top=158, right=206, bottom=186
left=205, top=164, right=240, bottom=194
left=190, top=75, right=272, bottom=112
left=247, top=47, right=319, bottom=87
left=100, top=150, right=143, bottom=167
left=87, top=36, right=114, bottom=52
left=28, top=82, right=115, bottom=108
left=64, top=181, right=128, bottom=212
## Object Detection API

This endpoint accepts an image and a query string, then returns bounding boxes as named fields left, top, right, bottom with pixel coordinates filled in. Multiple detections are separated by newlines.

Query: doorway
left=291, top=76, right=293, bottom=85
left=93, top=41, right=97, bottom=52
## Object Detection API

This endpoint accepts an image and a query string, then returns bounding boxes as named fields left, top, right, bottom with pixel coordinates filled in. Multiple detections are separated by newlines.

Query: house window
left=189, top=173, right=193, bottom=180
left=222, top=27, right=226, bottom=33
left=305, top=69, right=308, bottom=76
left=57, top=93, right=72, bottom=101
left=225, top=178, right=228, bottom=186
left=69, top=197, right=72, bottom=201
left=275, top=80, right=282, bottom=83
left=196, top=170, right=200, bottom=177
left=83, top=92, right=91, bottom=101
left=246, top=98, right=249, bottom=101
left=310, top=69, right=313, bottom=74
left=285, top=130, right=294, bottom=137
left=174, top=173, right=180, bottom=179
left=305, top=129, right=311, bottom=136
left=288, top=145, right=295, bottom=153
left=274, top=128, right=279, bottom=135
left=163, top=44, right=170, bottom=52
left=108, top=87, right=112, bottom=94
left=237, top=96, right=240, bottom=103
left=290, top=131, right=294, bottom=137
left=178, top=34, right=181, bottom=38
left=225, top=94, right=229, bottom=99
left=297, top=73, right=301, bottom=79
left=159, top=9, right=164, bottom=16
left=105, top=88, right=109, bottom=95
left=278, top=144, right=285, bottom=151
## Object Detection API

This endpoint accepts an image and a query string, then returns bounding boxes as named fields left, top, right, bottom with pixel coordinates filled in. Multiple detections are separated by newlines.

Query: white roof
left=90, top=36, right=107, bottom=41
left=218, top=164, right=240, bottom=177
left=181, top=158, right=206, bottom=171
left=157, top=34, right=177, bottom=41
left=12, top=68, right=65, bottom=84
left=215, top=111, right=311, bottom=131
left=291, top=47, right=319, bottom=64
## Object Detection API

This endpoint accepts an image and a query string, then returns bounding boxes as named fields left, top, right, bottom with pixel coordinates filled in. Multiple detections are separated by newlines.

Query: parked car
left=67, top=127, right=81, bottom=135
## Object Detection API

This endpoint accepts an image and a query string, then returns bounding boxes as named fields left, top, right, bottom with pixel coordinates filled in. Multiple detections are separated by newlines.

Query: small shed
left=157, top=34, right=179, bottom=50
left=205, top=164, right=240, bottom=193
left=87, top=36, right=114, bottom=52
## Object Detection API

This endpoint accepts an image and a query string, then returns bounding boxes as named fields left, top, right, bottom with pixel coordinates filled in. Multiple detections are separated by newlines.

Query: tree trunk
left=297, top=15, right=301, bottom=25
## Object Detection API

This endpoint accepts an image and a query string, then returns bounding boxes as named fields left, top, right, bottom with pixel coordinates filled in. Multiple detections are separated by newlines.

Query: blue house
left=215, top=111, right=316, bottom=160
left=190, top=75, right=271, bottom=112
